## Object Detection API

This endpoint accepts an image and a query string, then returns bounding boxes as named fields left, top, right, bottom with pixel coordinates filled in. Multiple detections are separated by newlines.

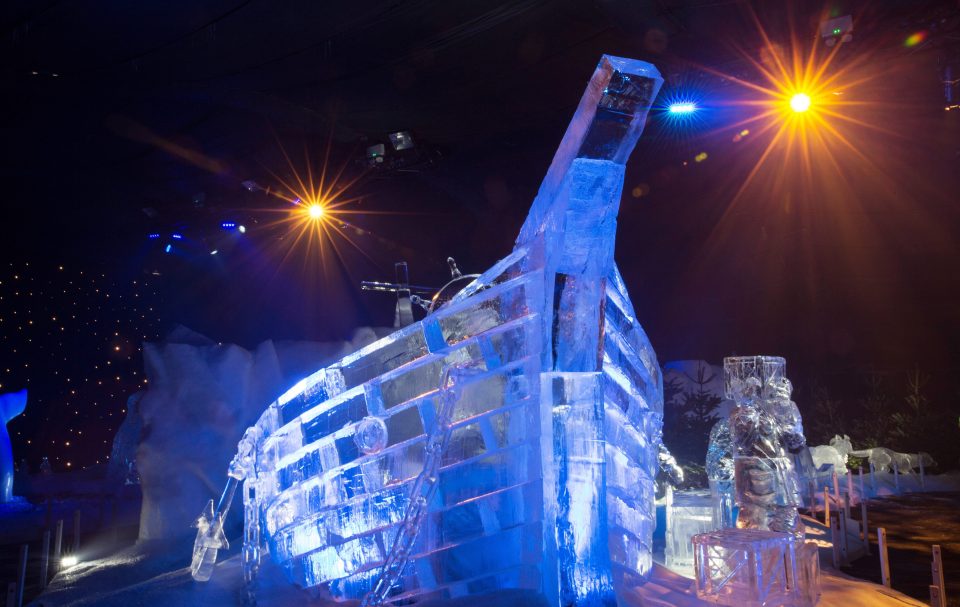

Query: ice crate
left=692, top=527, right=801, bottom=607
left=665, top=489, right=718, bottom=573
left=795, top=541, right=821, bottom=607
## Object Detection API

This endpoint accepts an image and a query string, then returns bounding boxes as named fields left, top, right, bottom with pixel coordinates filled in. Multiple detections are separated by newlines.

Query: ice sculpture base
left=796, top=541, right=821, bottom=607
left=665, top=489, right=718, bottom=574
left=693, top=527, right=818, bottom=607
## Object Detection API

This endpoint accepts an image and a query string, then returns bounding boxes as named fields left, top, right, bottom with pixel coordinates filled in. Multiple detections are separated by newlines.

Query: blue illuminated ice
left=192, top=55, right=664, bottom=606
left=0, top=389, right=28, bottom=504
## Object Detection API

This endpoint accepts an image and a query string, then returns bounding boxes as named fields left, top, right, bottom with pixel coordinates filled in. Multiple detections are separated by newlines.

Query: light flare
left=790, top=93, right=811, bottom=113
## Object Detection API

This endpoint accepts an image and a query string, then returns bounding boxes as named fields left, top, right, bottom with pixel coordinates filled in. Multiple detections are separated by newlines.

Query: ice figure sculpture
left=724, top=356, right=807, bottom=540
left=808, top=444, right=846, bottom=473
left=192, top=55, right=665, bottom=606
left=0, top=389, right=28, bottom=503
left=706, top=417, right=736, bottom=529
left=658, top=442, right=685, bottom=486
left=841, top=438, right=934, bottom=475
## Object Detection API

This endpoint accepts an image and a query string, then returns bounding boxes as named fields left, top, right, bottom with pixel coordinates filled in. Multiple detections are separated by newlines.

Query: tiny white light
left=238, top=225, right=246, bottom=233
left=61, top=555, right=79, bottom=568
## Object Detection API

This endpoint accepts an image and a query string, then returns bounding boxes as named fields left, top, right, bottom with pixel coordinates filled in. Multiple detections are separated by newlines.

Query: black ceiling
left=2, top=0, right=959, bottom=393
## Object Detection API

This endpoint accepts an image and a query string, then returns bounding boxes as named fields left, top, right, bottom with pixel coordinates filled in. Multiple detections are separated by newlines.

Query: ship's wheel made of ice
left=192, top=54, right=665, bottom=607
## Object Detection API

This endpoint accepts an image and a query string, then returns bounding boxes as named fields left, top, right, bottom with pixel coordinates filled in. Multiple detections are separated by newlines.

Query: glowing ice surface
left=196, top=55, right=665, bottom=606
left=0, top=390, right=27, bottom=503
left=693, top=527, right=821, bottom=607
left=664, top=488, right=717, bottom=573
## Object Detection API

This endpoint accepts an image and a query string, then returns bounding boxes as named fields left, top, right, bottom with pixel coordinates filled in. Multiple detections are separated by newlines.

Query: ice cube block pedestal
left=692, top=528, right=820, bottom=607
left=665, top=489, right=718, bottom=573
left=795, top=541, right=821, bottom=607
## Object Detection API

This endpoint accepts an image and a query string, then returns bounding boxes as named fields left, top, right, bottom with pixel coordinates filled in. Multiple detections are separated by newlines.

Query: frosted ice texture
left=706, top=418, right=736, bottom=529
left=693, top=528, right=802, bottom=607
left=206, top=55, right=664, bottom=606
left=658, top=443, right=684, bottom=486
left=725, top=356, right=807, bottom=541
left=796, top=541, right=821, bottom=607
left=664, top=489, right=716, bottom=573
left=706, top=418, right=734, bottom=483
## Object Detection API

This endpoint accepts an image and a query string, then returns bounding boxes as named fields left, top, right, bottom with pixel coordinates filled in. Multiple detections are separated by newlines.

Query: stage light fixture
left=221, top=222, right=236, bottom=230
left=366, top=143, right=386, bottom=165
left=148, top=233, right=160, bottom=239
left=388, top=131, right=415, bottom=151
left=164, top=244, right=172, bottom=254
left=171, top=233, right=183, bottom=240
left=790, top=93, right=811, bottom=113
left=210, top=249, right=218, bottom=255
left=307, top=204, right=324, bottom=219
left=820, top=15, right=853, bottom=47
left=61, top=556, right=78, bottom=568
left=238, top=225, right=247, bottom=233
left=668, top=102, right=697, bottom=114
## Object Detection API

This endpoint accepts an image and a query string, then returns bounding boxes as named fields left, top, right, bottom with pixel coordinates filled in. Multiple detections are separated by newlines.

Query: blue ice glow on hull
left=207, top=55, right=665, bottom=606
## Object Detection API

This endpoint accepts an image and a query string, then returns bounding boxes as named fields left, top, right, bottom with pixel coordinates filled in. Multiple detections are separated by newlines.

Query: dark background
left=2, top=0, right=959, bottom=470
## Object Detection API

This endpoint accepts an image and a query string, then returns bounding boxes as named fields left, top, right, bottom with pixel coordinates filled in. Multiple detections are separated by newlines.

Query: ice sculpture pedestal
left=693, top=528, right=820, bottom=607
left=665, top=489, right=718, bottom=573
left=795, top=541, right=821, bottom=607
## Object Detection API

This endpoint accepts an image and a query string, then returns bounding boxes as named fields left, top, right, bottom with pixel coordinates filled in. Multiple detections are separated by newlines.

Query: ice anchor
left=190, top=427, right=258, bottom=582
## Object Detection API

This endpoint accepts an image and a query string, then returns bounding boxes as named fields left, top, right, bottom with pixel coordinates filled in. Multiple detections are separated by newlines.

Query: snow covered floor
left=32, top=535, right=927, bottom=607
left=30, top=536, right=316, bottom=607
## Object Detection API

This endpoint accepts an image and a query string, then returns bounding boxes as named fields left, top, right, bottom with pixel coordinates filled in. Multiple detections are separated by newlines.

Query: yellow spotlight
left=307, top=204, right=324, bottom=219
left=790, top=93, right=811, bottom=113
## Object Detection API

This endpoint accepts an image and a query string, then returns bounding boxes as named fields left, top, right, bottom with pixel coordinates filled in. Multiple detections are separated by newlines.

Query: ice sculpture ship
left=192, top=55, right=665, bottom=606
